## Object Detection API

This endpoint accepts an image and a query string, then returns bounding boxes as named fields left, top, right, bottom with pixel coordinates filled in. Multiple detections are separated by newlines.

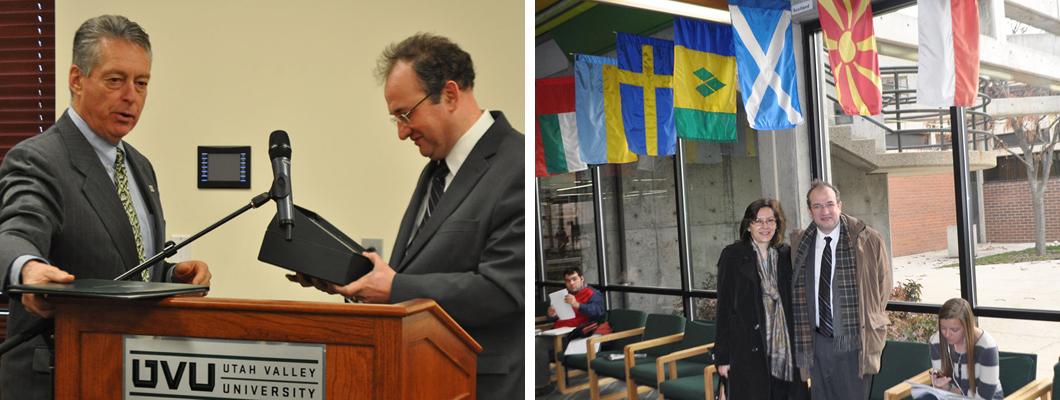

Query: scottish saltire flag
left=616, top=32, right=676, bottom=156
left=673, top=16, right=737, bottom=142
left=729, top=0, right=805, bottom=130
left=574, top=54, right=638, bottom=164
left=535, top=76, right=586, bottom=176
left=818, top=0, right=881, bottom=115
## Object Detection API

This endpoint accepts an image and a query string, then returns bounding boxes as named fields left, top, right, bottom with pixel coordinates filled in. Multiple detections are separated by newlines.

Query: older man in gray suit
left=0, top=15, right=211, bottom=399
left=289, top=33, right=524, bottom=398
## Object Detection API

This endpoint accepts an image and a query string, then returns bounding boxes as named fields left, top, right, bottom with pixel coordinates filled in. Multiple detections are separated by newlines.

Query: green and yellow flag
left=673, top=16, right=737, bottom=142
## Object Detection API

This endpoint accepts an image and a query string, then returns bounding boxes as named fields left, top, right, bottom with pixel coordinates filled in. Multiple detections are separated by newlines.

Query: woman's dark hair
left=738, top=198, right=786, bottom=247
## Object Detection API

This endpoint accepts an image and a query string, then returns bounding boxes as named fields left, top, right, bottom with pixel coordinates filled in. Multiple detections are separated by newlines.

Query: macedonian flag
left=818, top=0, right=881, bottom=116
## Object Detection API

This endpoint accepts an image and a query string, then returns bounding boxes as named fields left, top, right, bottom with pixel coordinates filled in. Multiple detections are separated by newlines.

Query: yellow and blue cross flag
left=616, top=32, right=676, bottom=157
left=673, top=16, right=737, bottom=142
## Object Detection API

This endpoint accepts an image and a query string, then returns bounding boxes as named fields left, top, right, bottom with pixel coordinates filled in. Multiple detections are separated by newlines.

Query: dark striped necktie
left=818, top=236, right=833, bottom=336
left=419, top=160, right=449, bottom=229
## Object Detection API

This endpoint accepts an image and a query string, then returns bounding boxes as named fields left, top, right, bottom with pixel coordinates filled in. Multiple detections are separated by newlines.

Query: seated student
left=547, top=267, right=605, bottom=327
left=534, top=267, right=605, bottom=394
left=926, top=298, right=1003, bottom=399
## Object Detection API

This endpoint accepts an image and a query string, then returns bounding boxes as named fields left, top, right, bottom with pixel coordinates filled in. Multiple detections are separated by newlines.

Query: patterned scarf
left=751, top=243, right=794, bottom=381
left=792, top=215, right=861, bottom=370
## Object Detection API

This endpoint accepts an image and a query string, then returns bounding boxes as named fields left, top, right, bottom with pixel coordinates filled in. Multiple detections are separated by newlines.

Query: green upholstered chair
left=870, top=340, right=932, bottom=400
left=625, top=320, right=716, bottom=399
left=555, top=309, right=648, bottom=394
left=588, top=313, right=686, bottom=400
left=886, top=349, right=1040, bottom=400
left=657, top=368, right=719, bottom=400
left=998, top=351, right=1037, bottom=398
left=535, top=299, right=553, bottom=330
left=1006, top=358, right=1055, bottom=400
left=651, top=320, right=720, bottom=400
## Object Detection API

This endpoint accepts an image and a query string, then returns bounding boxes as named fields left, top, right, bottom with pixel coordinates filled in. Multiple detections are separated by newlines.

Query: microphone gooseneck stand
left=0, top=192, right=273, bottom=356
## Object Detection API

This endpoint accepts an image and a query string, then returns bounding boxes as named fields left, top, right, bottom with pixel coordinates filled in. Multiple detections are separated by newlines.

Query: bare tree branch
left=1048, top=117, right=1060, bottom=132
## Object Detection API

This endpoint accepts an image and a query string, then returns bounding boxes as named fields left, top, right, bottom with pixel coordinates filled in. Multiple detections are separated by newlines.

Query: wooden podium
left=51, top=296, right=481, bottom=399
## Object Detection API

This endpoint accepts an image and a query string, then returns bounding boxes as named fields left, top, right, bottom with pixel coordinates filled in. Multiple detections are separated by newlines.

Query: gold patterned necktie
left=114, top=147, right=149, bottom=282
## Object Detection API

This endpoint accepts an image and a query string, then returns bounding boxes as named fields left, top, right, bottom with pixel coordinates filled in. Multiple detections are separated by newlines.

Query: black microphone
left=269, top=130, right=294, bottom=241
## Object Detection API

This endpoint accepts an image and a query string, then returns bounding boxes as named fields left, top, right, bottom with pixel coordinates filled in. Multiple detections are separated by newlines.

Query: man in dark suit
left=289, top=33, right=523, bottom=398
left=0, top=15, right=212, bottom=399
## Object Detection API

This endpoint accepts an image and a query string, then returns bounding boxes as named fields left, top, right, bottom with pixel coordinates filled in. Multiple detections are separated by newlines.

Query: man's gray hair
left=72, top=15, right=151, bottom=76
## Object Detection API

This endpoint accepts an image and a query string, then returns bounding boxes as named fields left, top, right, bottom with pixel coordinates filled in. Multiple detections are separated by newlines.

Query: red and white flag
left=917, top=0, right=980, bottom=107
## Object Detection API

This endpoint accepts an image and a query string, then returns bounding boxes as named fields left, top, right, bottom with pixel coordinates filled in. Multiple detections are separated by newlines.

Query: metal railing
left=824, top=65, right=994, bottom=152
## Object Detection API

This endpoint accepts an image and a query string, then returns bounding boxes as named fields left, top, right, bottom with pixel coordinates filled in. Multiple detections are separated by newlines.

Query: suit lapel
left=397, top=155, right=490, bottom=271
left=58, top=114, right=140, bottom=271
left=389, top=163, right=432, bottom=267
left=396, top=114, right=507, bottom=271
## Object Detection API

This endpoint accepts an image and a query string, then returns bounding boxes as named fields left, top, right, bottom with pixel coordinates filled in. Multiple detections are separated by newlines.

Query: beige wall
left=55, top=1, right=524, bottom=301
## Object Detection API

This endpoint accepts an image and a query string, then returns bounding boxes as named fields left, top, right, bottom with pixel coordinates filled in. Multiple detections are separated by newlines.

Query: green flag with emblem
left=673, top=16, right=737, bottom=142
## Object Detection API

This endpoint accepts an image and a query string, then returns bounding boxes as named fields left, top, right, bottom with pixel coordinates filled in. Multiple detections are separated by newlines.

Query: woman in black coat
left=714, top=198, right=808, bottom=399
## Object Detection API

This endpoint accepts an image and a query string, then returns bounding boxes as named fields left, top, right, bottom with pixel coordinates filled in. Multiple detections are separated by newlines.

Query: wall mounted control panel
left=198, top=146, right=251, bottom=189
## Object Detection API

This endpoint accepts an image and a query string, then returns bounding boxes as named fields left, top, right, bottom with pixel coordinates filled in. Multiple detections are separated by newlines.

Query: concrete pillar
left=758, top=129, right=812, bottom=235
left=759, top=22, right=815, bottom=237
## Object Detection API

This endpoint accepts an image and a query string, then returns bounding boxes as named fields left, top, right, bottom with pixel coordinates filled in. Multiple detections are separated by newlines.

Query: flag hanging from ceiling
left=535, top=76, right=586, bottom=176
left=917, top=0, right=980, bottom=107
left=603, top=62, right=640, bottom=164
left=673, top=16, right=738, bottom=142
left=729, top=0, right=805, bottom=130
left=574, top=54, right=638, bottom=164
left=818, top=0, right=881, bottom=116
left=616, top=32, right=677, bottom=156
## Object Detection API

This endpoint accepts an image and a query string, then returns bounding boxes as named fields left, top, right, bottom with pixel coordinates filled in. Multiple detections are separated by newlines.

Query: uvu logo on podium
left=124, top=336, right=325, bottom=399
left=131, top=357, right=215, bottom=390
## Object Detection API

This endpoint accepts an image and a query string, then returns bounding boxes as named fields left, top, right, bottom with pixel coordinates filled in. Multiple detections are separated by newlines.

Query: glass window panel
left=886, top=309, right=935, bottom=343
left=690, top=297, right=718, bottom=322
left=608, top=292, right=684, bottom=317
left=538, top=170, right=600, bottom=284
left=600, top=164, right=625, bottom=287
left=977, top=317, right=1059, bottom=382
left=814, top=3, right=962, bottom=306
left=973, top=50, right=1060, bottom=310
left=601, top=158, right=681, bottom=289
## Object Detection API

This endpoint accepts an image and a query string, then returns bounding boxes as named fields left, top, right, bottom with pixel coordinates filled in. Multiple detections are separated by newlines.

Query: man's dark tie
left=818, top=236, right=834, bottom=336
left=420, top=160, right=449, bottom=229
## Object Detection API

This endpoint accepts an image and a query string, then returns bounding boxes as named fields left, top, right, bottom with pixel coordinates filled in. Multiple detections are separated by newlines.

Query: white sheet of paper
left=539, top=326, right=575, bottom=336
left=563, top=336, right=601, bottom=356
left=908, top=382, right=973, bottom=400
left=549, top=289, right=575, bottom=320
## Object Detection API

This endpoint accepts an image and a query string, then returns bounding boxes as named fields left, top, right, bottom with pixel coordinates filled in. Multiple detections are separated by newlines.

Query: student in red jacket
left=549, top=267, right=605, bottom=327
left=535, top=267, right=605, bottom=394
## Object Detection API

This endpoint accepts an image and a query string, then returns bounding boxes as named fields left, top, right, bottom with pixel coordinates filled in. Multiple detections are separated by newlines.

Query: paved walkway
left=893, top=242, right=1060, bottom=379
